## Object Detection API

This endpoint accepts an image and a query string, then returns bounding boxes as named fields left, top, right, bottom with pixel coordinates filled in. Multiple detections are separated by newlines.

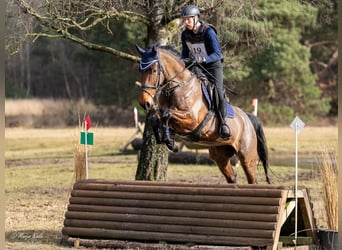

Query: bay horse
left=136, top=44, right=271, bottom=184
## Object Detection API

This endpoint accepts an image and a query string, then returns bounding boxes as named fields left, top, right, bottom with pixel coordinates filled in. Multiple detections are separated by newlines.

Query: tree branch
left=307, top=40, right=337, bottom=48
left=14, top=0, right=142, bottom=62
left=61, top=29, right=140, bottom=62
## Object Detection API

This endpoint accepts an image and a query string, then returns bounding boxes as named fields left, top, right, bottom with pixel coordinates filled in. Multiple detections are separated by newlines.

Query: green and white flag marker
left=80, top=132, right=94, bottom=145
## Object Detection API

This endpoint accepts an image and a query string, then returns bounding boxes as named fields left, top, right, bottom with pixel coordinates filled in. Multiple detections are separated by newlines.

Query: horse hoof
left=165, top=140, right=178, bottom=152
left=172, top=145, right=179, bottom=153
left=166, top=143, right=174, bottom=151
left=266, top=177, right=272, bottom=184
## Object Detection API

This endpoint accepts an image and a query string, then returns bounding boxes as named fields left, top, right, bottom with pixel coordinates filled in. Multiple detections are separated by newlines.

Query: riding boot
left=218, top=99, right=231, bottom=140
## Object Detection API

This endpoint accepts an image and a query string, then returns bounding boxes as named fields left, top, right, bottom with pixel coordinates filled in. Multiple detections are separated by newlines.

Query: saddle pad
left=225, top=102, right=235, bottom=118
left=201, top=83, right=235, bottom=118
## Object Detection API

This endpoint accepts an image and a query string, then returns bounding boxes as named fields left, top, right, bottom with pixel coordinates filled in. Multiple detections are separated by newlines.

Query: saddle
left=191, top=67, right=234, bottom=119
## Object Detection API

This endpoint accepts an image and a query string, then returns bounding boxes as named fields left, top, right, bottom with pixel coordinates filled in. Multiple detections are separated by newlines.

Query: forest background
left=5, top=0, right=337, bottom=127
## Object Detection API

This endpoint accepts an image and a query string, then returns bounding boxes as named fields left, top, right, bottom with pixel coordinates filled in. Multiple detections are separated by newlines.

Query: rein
left=163, top=74, right=196, bottom=97
left=140, top=58, right=195, bottom=103
left=157, top=60, right=194, bottom=94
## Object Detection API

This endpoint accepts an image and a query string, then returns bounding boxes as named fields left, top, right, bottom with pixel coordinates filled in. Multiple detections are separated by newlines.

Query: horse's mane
left=158, top=45, right=181, bottom=60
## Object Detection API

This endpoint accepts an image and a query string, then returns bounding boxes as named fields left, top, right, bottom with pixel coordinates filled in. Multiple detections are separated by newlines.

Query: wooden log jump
left=62, top=179, right=318, bottom=249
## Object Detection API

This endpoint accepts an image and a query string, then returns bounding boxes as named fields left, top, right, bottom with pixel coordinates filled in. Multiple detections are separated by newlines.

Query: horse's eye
left=148, top=68, right=157, bottom=74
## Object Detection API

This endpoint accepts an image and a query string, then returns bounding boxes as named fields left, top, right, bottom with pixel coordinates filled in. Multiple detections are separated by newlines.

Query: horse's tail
left=246, top=112, right=271, bottom=184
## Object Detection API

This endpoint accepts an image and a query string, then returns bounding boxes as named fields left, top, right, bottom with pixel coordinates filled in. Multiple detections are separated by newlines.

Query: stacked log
left=63, top=179, right=285, bottom=248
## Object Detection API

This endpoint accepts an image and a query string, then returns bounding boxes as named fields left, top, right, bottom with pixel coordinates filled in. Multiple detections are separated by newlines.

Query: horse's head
left=136, top=44, right=165, bottom=111
left=136, top=44, right=187, bottom=111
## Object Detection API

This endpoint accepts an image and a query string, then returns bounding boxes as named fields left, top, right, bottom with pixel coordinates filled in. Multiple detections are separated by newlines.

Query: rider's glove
left=195, top=56, right=206, bottom=64
left=182, top=57, right=206, bottom=66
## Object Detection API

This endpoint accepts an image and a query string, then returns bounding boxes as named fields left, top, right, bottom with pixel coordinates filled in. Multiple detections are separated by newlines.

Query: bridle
left=139, top=52, right=195, bottom=104
left=139, top=61, right=164, bottom=101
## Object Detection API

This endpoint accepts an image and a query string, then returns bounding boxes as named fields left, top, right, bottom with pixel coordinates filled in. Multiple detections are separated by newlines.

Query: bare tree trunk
left=25, top=43, right=31, bottom=96
left=61, top=64, right=73, bottom=99
left=135, top=0, right=171, bottom=181
left=135, top=111, right=168, bottom=181
left=19, top=45, right=25, bottom=93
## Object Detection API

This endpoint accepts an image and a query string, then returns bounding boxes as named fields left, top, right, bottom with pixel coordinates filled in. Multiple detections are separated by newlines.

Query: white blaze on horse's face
left=139, top=63, right=159, bottom=111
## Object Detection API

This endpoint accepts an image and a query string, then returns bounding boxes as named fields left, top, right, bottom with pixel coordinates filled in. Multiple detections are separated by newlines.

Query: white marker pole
left=294, top=121, right=298, bottom=244
left=134, top=107, right=138, bottom=128
left=290, top=116, right=305, bottom=246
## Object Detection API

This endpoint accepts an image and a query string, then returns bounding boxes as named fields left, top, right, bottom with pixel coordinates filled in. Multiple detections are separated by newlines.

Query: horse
left=135, top=44, right=271, bottom=184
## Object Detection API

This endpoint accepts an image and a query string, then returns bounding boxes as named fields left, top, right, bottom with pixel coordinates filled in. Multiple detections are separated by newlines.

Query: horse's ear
left=152, top=45, right=157, bottom=56
left=135, top=44, right=145, bottom=55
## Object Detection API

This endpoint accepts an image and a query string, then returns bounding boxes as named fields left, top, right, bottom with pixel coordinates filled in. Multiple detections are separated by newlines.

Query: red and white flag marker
left=251, top=98, right=258, bottom=116
left=80, top=115, right=94, bottom=179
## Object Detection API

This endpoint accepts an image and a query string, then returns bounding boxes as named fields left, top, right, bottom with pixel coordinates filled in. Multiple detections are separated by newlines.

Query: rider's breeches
left=204, top=61, right=226, bottom=119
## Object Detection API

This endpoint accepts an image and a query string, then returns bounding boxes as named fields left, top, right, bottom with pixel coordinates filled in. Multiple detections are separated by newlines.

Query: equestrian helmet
left=181, top=5, right=200, bottom=17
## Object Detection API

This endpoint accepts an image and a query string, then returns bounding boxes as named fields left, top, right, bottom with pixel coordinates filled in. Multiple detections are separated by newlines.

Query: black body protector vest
left=183, top=21, right=217, bottom=59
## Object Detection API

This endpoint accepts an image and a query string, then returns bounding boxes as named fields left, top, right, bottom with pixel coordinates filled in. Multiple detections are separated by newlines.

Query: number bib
left=186, top=42, right=208, bottom=58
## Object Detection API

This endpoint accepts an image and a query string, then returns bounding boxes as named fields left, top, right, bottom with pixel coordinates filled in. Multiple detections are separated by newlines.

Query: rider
left=180, top=5, right=231, bottom=140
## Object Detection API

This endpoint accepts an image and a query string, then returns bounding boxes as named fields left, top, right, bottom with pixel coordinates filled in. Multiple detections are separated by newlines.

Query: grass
left=318, top=147, right=338, bottom=231
left=264, top=127, right=337, bottom=167
left=5, top=126, right=338, bottom=249
left=5, top=98, right=98, bottom=116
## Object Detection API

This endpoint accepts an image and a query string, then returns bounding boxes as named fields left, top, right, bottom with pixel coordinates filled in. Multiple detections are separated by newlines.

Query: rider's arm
left=203, top=28, right=222, bottom=64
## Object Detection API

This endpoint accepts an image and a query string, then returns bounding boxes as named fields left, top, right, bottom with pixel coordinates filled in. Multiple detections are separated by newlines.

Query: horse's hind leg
left=237, top=153, right=258, bottom=184
left=209, top=146, right=236, bottom=183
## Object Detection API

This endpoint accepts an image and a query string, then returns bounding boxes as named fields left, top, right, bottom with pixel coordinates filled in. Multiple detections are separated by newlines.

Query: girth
left=182, top=109, right=215, bottom=141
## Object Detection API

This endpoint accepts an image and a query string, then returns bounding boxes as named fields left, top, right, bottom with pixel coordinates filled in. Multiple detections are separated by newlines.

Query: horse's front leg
left=161, top=110, right=178, bottom=152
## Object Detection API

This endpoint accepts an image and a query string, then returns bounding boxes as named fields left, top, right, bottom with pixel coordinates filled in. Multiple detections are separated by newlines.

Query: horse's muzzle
left=140, top=102, right=152, bottom=111
left=139, top=92, right=154, bottom=111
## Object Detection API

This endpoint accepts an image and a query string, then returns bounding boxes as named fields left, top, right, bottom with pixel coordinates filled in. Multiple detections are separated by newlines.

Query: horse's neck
left=158, top=50, right=205, bottom=108
left=166, top=70, right=204, bottom=111
left=163, top=60, right=188, bottom=81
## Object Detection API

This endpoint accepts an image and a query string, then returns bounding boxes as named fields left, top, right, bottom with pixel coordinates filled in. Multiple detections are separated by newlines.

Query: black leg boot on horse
left=161, top=110, right=178, bottom=152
